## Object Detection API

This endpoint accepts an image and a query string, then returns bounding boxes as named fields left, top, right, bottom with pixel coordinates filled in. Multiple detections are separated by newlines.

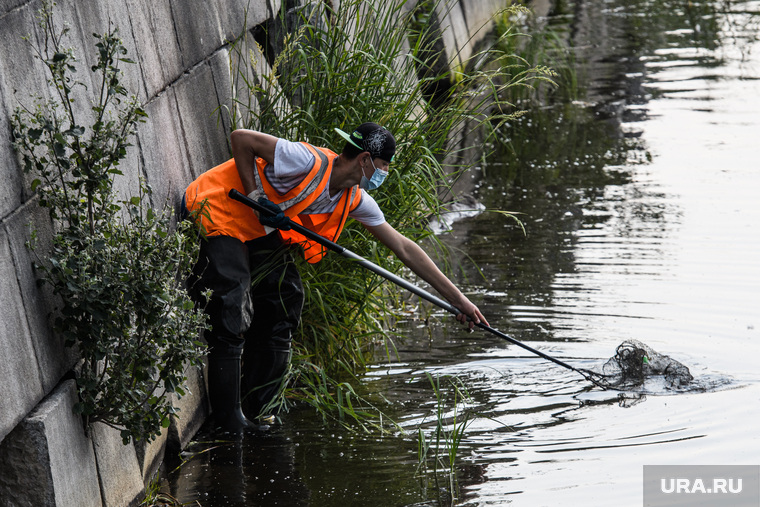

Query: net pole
left=229, top=189, right=601, bottom=385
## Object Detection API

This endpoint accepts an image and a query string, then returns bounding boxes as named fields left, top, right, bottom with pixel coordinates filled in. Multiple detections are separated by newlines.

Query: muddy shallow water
left=165, top=0, right=760, bottom=505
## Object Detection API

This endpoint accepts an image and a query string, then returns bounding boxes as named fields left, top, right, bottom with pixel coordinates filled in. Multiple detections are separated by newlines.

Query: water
left=165, top=0, right=760, bottom=505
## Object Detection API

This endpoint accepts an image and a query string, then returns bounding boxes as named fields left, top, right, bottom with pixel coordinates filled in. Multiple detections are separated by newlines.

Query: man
left=184, top=122, right=487, bottom=432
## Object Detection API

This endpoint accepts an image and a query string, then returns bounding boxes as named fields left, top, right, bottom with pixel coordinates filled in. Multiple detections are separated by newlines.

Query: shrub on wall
left=11, top=1, right=207, bottom=444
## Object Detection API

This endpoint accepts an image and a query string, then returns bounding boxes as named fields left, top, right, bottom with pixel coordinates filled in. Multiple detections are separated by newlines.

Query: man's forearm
left=230, top=129, right=279, bottom=195
left=231, top=130, right=259, bottom=195
left=395, top=238, right=463, bottom=306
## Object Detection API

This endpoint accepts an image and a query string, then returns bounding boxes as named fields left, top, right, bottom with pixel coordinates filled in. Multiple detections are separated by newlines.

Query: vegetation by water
left=11, top=1, right=208, bottom=444
left=225, top=0, right=554, bottom=429
left=416, top=373, right=476, bottom=504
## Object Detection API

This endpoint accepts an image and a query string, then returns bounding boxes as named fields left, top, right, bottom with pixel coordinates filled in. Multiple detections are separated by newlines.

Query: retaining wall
left=0, top=0, right=507, bottom=504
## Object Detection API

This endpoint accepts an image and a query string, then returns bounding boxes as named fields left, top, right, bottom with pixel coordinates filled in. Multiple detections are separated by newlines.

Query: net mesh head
left=581, top=340, right=693, bottom=390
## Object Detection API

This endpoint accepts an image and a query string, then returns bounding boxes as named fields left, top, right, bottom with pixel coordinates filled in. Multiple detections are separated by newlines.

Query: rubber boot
left=207, top=352, right=252, bottom=433
left=241, top=347, right=290, bottom=419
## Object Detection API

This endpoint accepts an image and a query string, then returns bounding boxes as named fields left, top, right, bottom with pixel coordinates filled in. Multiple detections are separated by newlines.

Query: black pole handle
left=229, top=188, right=589, bottom=377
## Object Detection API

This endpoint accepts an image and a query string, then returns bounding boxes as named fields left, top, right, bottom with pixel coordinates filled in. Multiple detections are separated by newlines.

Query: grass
left=416, top=373, right=473, bottom=504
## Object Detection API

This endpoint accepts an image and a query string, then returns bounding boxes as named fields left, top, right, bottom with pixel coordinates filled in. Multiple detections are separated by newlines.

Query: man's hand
left=451, top=295, right=489, bottom=331
left=257, top=197, right=291, bottom=230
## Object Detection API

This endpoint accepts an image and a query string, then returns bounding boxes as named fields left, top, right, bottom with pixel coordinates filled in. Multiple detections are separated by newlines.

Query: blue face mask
left=359, top=159, right=388, bottom=190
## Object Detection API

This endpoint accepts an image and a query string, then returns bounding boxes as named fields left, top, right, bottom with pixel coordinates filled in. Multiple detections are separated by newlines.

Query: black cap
left=335, top=122, right=396, bottom=162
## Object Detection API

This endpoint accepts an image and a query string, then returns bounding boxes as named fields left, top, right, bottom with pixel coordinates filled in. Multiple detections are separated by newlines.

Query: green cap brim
left=334, top=127, right=363, bottom=151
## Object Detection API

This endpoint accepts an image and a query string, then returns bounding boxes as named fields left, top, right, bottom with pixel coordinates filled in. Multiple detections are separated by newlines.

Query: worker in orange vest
left=183, top=123, right=488, bottom=432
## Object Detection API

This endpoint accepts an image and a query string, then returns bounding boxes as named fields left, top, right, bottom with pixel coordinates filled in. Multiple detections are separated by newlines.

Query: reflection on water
left=166, top=429, right=310, bottom=506
left=166, top=0, right=760, bottom=505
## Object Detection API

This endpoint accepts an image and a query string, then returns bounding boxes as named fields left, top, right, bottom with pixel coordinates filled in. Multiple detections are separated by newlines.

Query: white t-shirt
left=263, top=139, right=386, bottom=227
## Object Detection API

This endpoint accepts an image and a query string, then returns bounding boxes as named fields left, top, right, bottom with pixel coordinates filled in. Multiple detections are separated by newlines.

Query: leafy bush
left=12, top=1, right=207, bottom=443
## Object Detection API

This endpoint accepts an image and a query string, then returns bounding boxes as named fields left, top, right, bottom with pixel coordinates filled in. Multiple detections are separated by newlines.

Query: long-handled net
left=229, top=191, right=698, bottom=392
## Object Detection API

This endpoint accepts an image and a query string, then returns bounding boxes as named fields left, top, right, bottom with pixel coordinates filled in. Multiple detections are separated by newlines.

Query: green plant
left=283, top=358, right=394, bottom=432
left=416, top=373, right=473, bottom=505
left=494, top=4, right=578, bottom=105
left=12, top=1, right=207, bottom=444
left=224, top=0, right=550, bottom=425
left=140, top=476, right=184, bottom=507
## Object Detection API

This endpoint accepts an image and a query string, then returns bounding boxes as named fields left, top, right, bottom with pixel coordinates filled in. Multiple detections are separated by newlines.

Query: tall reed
left=224, top=0, right=554, bottom=426
left=416, top=373, right=473, bottom=504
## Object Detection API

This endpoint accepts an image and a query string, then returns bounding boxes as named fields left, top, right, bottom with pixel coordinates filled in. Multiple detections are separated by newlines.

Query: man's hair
left=342, top=142, right=364, bottom=160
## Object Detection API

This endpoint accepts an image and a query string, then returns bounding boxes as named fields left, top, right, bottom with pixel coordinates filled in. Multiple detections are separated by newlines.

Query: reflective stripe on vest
left=184, top=143, right=361, bottom=263
left=254, top=144, right=330, bottom=213
left=287, top=185, right=362, bottom=263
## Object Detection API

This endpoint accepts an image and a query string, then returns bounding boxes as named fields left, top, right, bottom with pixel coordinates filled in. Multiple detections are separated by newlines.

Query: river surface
left=165, top=0, right=760, bottom=505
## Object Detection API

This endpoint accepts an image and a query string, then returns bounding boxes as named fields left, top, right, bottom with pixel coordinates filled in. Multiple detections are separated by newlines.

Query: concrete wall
left=0, top=0, right=508, bottom=505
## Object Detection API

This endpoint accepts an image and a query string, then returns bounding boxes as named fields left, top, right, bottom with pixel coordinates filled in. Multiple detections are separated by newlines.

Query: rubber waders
left=241, top=347, right=290, bottom=419
left=207, top=351, right=252, bottom=433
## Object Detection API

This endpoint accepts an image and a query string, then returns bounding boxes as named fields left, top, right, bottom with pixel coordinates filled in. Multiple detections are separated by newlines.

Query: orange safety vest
left=184, top=143, right=362, bottom=263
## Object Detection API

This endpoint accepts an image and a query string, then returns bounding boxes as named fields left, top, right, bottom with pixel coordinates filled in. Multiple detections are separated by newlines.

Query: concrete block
left=137, top=88, right=193, bottom=206
left=0, top=3, right=48, bottom=220
left=460, top=0, right=508, bottom=38
left=0, top=0, right=28, bottom=15
left=60, top=0, right=147, bottom=103
left=0, top=91, right=24, bottom=221
left=208, top=48, right=235, bottom=135
left=531, top=0, right=554, bottom=18
left=454, top=0, right=513, bottom=61
left=137, top=364, right=208, bottom=480
left=44, top=1, right=146, bottom=208
left=213, top=0, right=252, bottom=45
left=36, top=0, right=102, bottom=124
left=270, top=1, right=327, bottom=57
left=169, top=0, right=225, bottom=69
left=109, top=129, right=144, bottom=207
left=225, top=33, right=292, bottom=132
left=4, top=202, right=76, bottom=396
left=133, top=426, right=168, bottom=484
left=125, top=0, right=183, bottom=97
left=173, top=62, right=231, bottom=179
left=91, top=422, right=145, bottom=507
left=168, top=363, right=209, bottom=452
left=214, top=0, right=281, bottom=44
left=436, top=0, right=471, bottom=68
left=0, top=233, right=45, bottom=443
left=0, top=380, right=102, bottom=507
left=224, top=34, right=276, bottom=129
left=219, top=1, right=298, bottom=133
